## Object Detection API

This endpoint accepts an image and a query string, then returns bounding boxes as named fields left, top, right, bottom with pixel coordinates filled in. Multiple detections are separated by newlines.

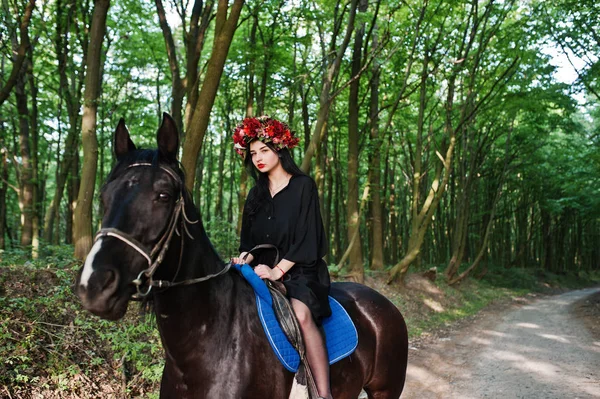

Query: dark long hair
left=243, top=141, right=305, bottom=218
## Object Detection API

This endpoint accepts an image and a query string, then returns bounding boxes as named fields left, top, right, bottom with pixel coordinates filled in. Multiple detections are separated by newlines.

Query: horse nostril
left=101, top=269, right=119, bottom=292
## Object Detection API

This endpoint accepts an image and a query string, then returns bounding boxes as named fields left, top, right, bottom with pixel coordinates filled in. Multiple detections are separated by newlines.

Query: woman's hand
left=254, top=264, right=283, bottom=281
left=232, top=252, right=254, bottom=265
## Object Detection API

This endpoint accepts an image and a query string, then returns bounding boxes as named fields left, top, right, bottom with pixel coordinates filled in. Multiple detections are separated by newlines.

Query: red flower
left=232, top=115, right=299, bottom=157
left=242, top=118, right=261, bottom=136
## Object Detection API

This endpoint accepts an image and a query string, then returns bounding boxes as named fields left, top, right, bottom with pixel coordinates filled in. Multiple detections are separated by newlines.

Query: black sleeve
left=238, top=188, right=255, bottom=253
left=284, top=177, right=327, bottom=264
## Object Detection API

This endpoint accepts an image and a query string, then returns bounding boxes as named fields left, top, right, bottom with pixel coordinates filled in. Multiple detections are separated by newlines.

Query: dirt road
left=401, top=288, right=600, bottom=399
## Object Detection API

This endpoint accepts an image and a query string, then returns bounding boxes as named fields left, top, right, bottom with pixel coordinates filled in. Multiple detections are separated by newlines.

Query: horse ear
left=114, top=118, right=136, bottom=160
left=157, top=113, right=179, bottom=161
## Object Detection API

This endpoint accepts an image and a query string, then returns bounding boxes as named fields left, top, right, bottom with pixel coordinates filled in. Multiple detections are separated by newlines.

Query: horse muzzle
left=76, top=266, right=129, bottom=320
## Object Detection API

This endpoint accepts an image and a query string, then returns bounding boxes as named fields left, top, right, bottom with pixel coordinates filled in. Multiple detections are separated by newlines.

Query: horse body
left=76, top=115, right=408, bottom=399
left=152, top=271, right=407, bottom=398
left=153, top=273, right=291, bottom=398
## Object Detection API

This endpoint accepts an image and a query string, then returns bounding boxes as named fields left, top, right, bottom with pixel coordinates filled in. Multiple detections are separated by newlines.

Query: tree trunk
left=214, top=125, right=229, bottom=219
left=73, top=0, right=110, bottom=260
left=287, top=28, right=298, bottom=127
left=387, top=86, right=458, bottom=283
left=227, top=145, right=235, bottom=224
left=336, top=185, right=370, bottom=274
left=367, top=27, right=384, bottom=271
left=387, top=50, right=432, bottom=283
left=46, top=0, right=85, bottom=244
left=237, top=12, right=257, bottom=234
left=300, top=0, right=359, bottom=173
left=0, top=149, right=7, bottom=249
left=450, top=132, right=511, bottom=285
left=181, top=0, right=244, bottom=191
left=195, top=144, right=206, bottom=210
left=44, top=126, right=77, bottom=243
left=445, top=156, right=474, bottom=280
left=15, top=60, right=34, bottom=248
left=66, top=150, right=78, bottom=244
left=184, top=0, right=214, bottom=129
left=0, top=0, right=34, bottom=107
left=387, top=0, right=516, bottom=283
left=204, top=135, right=213, bottom=223
left=333, top=134, right=342, bottom=261
left=314, top=127, right=328, bottom=220
left=324, top=146, right=333, bottom=264
left=155, top=0, right=185, bottom=133
left=381, top=136, right=392, bottom=262
left=300, top=82, right=310, bottom=152
left=541, top=208, right=552, bottom=271
left=26, top=47, right=40, bottom=258
left=345, top=19, right=365, bottom=282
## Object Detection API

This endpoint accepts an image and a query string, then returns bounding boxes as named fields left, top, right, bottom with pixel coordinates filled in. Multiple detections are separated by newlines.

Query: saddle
left=234, top=245, right=358, bottom=397
left=232, top=262, right=358, bottom=398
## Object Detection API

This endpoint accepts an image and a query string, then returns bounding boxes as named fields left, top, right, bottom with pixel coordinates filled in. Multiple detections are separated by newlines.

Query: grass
left=396, top=264, right=599, bottom=339
left=400, top=280, right=520, bottom=338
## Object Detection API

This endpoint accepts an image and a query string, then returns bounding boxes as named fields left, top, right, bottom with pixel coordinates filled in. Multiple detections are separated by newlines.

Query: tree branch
left=0, top=0, right=35, bottom=107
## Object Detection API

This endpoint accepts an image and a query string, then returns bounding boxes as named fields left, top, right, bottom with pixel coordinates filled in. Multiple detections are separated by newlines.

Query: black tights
left=291, top=298, right=333, bottom=399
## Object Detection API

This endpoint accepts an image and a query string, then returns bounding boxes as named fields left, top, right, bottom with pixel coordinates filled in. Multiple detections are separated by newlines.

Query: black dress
left=239, top=174, right=332, bottom=324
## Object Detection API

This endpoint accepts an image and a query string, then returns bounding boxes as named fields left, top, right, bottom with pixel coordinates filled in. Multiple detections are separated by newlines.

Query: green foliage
left=534, top=0, right=600, bottom=99
left=401, top=278, right=520, bottom=339
left=0, top=251, right=161, bottom=396
left=1, top=0, right=600, bottom=395
left=205, top=217, right=240, bottom=259
left=479, top=265, right=541, bottom=290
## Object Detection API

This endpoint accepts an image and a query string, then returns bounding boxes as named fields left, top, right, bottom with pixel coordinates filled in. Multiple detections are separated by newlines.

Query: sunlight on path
left=402, top=288, right=600, bottom=399
left=452, top=288, right=600, bottom=399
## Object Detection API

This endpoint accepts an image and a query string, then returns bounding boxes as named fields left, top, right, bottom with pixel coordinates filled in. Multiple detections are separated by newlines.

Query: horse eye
left=158, top=192, right=171, bottom=202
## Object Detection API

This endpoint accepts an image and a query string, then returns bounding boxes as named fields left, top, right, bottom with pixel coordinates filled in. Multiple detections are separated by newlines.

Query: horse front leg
left=159, top=361, right=198, bottom=399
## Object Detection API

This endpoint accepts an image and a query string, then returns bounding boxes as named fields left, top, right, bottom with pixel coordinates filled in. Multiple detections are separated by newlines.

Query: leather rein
left=93, top=162, right=231, bottom=300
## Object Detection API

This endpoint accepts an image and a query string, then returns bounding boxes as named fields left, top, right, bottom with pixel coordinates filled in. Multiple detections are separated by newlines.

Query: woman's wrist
left=275, top=265, right=285, bottom=279
left=241, top=252, right=254, bottom=263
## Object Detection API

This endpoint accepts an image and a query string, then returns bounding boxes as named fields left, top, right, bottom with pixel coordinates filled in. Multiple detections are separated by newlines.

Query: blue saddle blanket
left=233, top=263, right=358, bottom=372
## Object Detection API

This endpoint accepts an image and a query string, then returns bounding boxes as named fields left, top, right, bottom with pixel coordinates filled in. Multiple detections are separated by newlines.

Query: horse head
left=76, top=113, right=183, bottom=320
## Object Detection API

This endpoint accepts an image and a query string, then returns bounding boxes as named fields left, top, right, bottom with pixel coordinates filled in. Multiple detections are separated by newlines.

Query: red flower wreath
left=232, top=116, right=300, bottom=157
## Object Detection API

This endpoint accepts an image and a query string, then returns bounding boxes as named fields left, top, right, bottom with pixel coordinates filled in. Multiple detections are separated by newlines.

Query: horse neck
left=180, top=216, right=224, bottom=278
left=151, top=214, right=249, bottom=355
left=156, top=198, right=224, bottom=282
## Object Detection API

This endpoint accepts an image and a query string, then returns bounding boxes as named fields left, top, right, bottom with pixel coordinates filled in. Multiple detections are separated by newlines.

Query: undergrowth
left=0, top=246, right=163, bottom=398
left=1, top=246, right=598, bottom=397
left=394, top=263, right=600, bottom=339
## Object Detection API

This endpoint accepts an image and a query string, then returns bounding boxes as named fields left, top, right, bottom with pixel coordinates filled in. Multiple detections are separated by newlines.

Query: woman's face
left=249, top=140, right=280, bottom=174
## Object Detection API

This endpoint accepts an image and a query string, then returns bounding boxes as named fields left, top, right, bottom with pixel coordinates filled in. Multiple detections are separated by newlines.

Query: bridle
left=93, top=162, right=231, bottom=299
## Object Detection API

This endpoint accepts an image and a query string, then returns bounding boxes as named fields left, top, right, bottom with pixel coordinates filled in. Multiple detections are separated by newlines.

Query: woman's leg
left=291, top=298, right=333, bottom=399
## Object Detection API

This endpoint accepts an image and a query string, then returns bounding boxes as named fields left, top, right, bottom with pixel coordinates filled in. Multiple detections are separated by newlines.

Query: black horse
left=76, top=114, right=408, bottom=399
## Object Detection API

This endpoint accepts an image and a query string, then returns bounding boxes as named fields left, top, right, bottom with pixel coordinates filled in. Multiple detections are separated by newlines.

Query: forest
left=1, top=0, right=599, bottom=281
left=1, top=0, right=599, bottom=396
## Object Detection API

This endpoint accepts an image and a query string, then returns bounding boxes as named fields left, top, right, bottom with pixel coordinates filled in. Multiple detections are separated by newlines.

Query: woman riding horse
left=76, top=114, right=409, bottom=399
left=231, top=116, right=332, bottom=399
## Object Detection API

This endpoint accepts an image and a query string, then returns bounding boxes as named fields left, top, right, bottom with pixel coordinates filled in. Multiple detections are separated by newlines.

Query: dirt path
left=401, top=288, right=600, bottom=399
